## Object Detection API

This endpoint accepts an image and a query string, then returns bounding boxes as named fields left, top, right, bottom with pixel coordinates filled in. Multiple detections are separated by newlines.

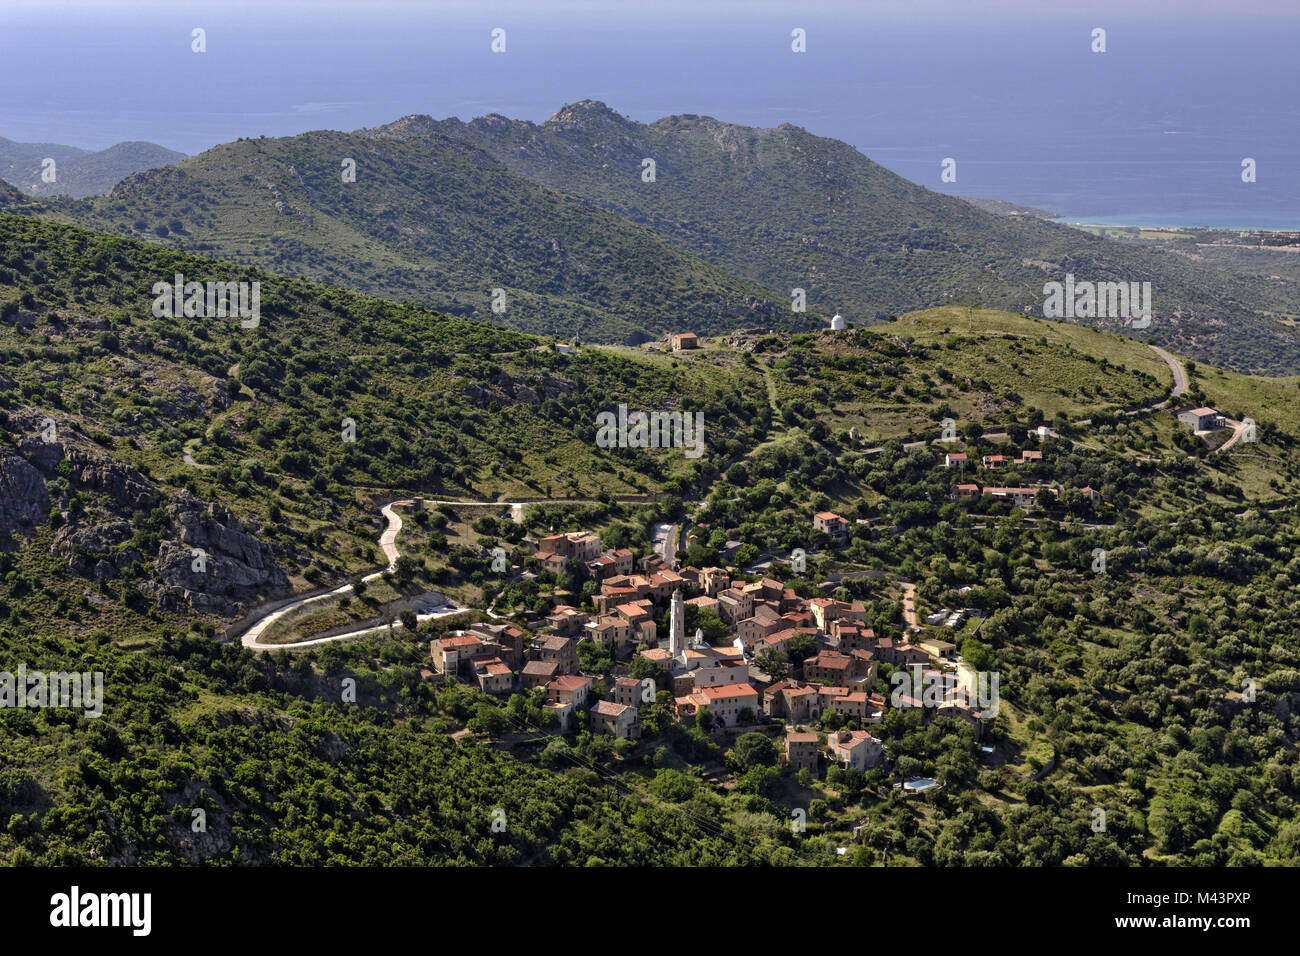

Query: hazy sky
left=3, top=0, right=1299, bottom=18
left=3, top=0, right=1295, bottom=225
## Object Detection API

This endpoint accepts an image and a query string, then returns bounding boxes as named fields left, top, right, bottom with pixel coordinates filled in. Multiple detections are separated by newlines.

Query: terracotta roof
left=809, top=651, right=851, bottom=670
left=547, top=675, right=592, bottom=692
left=828, top=729, right=875, bottom=751
left=436, top=635, right=482, bottom=649
left=700, top=682, right=758, bottom=701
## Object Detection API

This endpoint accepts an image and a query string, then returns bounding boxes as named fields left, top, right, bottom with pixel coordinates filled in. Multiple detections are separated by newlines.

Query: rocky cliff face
left=146, top=495, right=288, bottom=614
left=52, top=519, right=138, bottom=581
left=0, top=445, right=48, bottom=536
left=3, top=422, right=288, bottom=619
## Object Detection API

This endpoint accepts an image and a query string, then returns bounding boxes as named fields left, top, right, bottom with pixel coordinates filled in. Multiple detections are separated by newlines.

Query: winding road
left=240, top=500, right=462, bottom=651
left=236, top=493, right=670, bottom=652
left=1148, top=344, right=1188, bottom=402
left=234, top=346, right=1195, bottom=652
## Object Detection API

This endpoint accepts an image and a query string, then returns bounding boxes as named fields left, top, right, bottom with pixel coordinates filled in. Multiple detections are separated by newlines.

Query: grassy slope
left=0, top=214, right=771, bottom=616
left=25, top=131, right=800, bottom=343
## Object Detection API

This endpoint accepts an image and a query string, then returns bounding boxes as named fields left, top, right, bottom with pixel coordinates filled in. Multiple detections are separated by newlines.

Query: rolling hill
left=0, top=213, right=778, bottom=621
left=8, top=103, right=1296, bottom=370
left=3, top=213, right=1299, bottom=868
left=27, top=131, right=799, bottom=343
left=0, top=136, right=184, bottom=198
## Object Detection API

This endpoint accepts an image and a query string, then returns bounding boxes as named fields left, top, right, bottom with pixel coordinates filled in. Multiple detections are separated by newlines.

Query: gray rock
left=147, top=495, right=289, bottom=616
left=0, top=447, right=48, bottom=537
left=64, top=448, right=156, bottom=511
left=51, top=518, right=135, bottom=577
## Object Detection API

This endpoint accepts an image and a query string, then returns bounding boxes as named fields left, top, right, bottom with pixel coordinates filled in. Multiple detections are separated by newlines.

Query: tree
left=960, top=636, right=993, bottom=672
left=694, top=609, right=728, bottom=645
left=756, top=647, right=789, bottom=681
left=728, top=732, right=777, bottom=772
left=787, top=632, right=818, bottom=663
left=467, top=703, right=507, bottom=736
left=684, top=542, right=718, bottom=567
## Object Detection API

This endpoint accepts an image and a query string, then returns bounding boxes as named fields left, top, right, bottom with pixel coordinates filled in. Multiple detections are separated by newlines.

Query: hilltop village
left=413, top=361, right=1240, bottom=786
left=423, top=516, right=993, bottom=784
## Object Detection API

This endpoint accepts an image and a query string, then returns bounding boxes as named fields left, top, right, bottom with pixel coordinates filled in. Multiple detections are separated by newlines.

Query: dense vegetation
left=0, top=214, right=770, bottom=593
left=23, top=130, right=795, bottom=343
left=1, top=214, right=1298, bottom=866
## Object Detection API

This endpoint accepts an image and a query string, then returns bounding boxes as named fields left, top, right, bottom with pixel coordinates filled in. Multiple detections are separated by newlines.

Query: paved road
left=241, top=500, right=461, bottom=651
left=1149, top=344, right=1188, bottom=401
left=653, top=522, right=679, bottom=567
left=237, top=493, right=674, bottom=652
left=899, top=581, right=919, bottom=632
left=378, top=501, right=408, bottom=567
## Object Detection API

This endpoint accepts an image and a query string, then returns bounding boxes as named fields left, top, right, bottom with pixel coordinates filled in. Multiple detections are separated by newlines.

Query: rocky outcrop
left=0, top=446, right=48, bottom=536
left=52, top=519, right=139, bottom=580
left=63, top=448, right=156, bottom=511
left=464, top=369, right=578, bottom=407
left=145, top=496, right=289, bottom=615
left=4, top=424, right=286, bottom=616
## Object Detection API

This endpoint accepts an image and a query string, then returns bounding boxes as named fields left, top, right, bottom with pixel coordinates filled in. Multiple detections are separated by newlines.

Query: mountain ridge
left=362, top=100, right=1300, bottom=375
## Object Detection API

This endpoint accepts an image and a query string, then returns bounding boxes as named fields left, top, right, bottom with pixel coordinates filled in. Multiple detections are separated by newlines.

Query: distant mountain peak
left=365, top=114, right=439, bottom=137
left=543, top=100, right=632, bottom=130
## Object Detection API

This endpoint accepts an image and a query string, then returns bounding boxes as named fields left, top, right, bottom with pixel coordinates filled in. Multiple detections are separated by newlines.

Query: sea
left=1, top=1, right=1297, bottom=229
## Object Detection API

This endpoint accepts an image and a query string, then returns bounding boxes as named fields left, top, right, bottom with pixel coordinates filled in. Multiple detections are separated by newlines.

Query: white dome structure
left=830, top=314, right=846, bottom=331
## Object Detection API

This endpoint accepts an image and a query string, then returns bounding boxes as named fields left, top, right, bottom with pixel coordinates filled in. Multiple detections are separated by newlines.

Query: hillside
left=28, top=131, right=798, bottom=343
left=2, top=216, right=1299, bottom=867
left=0, top=136, right=184, bottom=198
left=371, top=101, right=1300, bottom=375
left=0, top=214, right=778, bottom=620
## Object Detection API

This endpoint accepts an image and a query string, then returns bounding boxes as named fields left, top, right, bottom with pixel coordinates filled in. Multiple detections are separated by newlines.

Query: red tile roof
left=700, top=683, right=758, bottom=701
